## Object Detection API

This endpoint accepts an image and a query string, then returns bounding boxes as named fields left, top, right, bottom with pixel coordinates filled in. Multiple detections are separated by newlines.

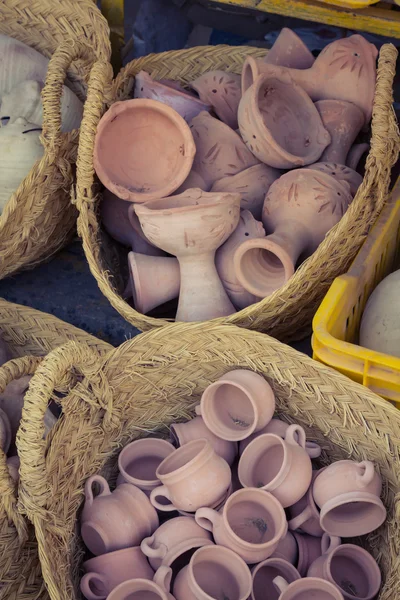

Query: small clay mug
left=195, top=488, right=287, bottom=564
left=293, top=531, right=341, bottom=577
left=273, top=576, right=345, bottom=600
left=271, top=531, right=298, bottom=565
left=80, top=547, right=154, bottom=600
left=251, top=558, right=301, bottom=600
left=312, top=460, right=387, bottom=536
left=81, top=475, right=159, bottom=555
left=173, top=545, right=252, bottom=600
left=177, top=481, right=233, bottom=519
left=107, top=566, right=174, bottom=600
left=170, top=415, right=238, bottom=465
left=141, top=516, right=213, bottom=570
left=117, top=438, right=175, bottom=493
left=308, top=535, right=381, bottom=600
left=150, top=439, right=231, bottom=512
left=287, top=469, right=325, bottom=537
left=238, top=425, right=312, bottom=507
left=196, top=369, right=275, bottom=441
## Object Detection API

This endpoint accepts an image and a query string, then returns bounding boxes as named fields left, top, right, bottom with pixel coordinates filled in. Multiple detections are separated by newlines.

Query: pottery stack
left=78, top=369, right=386, bottom=600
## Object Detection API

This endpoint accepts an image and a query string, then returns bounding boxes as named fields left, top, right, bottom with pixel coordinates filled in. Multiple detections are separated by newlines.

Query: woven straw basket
left=14, top=323, right=400, bottom=600
left=0, top=299, right=112, bottom=600
left=0, top=0, right=111, bottom=280
left=75, top=43, right=399, bottom=340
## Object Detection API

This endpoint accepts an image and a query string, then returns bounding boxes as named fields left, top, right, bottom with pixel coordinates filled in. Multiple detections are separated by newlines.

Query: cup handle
left=305, top=442, right=322, bottom=459
left=154, top=565, right=173, bottom=593
left=195, top=404, right=202, bottom=417
left=84, top=475, right=111, bottom=507
left=80, top=573, right=108, bottom=600
left=356, top=461, right=375, bottom=487
left=273, top=576, right=289, bottom=595
left=141, top=535, right=168, bottom=560
left=288, top=505, right=314, bottom=532
left=285, top=424, right=307, bottom=449
left=321, top=533, right=342, bottom=555
left=195, top=507, right=220, bottom=532
left=150, top=485, right=176, bottom=512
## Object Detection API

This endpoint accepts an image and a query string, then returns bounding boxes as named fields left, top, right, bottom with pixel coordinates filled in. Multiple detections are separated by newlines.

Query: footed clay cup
left=107, top=566, right=174, bottom=600
left=306, top=163, right=362, bottom=197
left=272, top=531, right=298, bottom=565
left=316, top=100, right=365, bottom=165
left=80, top=546, right=154, bottom=600
left=170, top=415, right=237, bottom=466
left=141, top=516, right=213, bottom=570
left=81, top=475, right=159, bottom=555
left=197, top=369, right=275, bottom=441
left=190, top=70, right=241, bottom=129
left=264, top=28, right=315, bottom=69
left=150, top=439, right=231, bottom=513
left=312, top=460, right=387, bottom=536
left=173, top=544, right=252, bottom=600
left=308, top=536, right=381, bottom=600
left=238, top=71, right=330, bottom=169
left=273, top=576, right=345, bottom=600
left=238, top=425, right=312, bottom=507
left=195, top=487, right=287, bottom=564
left=287, top=469, right=325, bottom=537
left=251, top=558, right=301, bottom=600
left=117, top=438, right=175, bottom=493
left=93, top=98, right=195, bottom=202
left=293, top=531, right=340, bottom=577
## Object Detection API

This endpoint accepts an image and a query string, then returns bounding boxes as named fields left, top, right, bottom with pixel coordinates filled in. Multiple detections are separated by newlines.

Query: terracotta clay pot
left=215, top=210, right=265, bottom=310
left=312, top=460, right=386, bottom=537
left=251, top=558, right=301, bottom=600
left=179, top=111, right=259, bottom=191
left=233, top=168, right=352, bottom=299
left=308, top=537, right=381, bottom=600
left=134, top=188, right=240, bottom=321
left=347, top=143, right=369, bottom=171
left=6, top=455, right=20, bottom=483
left=287, top=470, right=324, bottom=537
left=197, top=369, right=275, bottom=442
left=242, top=35, right=378, bottom=121
left=272, top=531, right=298, bottom=565
left=134, top=70, right=210, bottom=123
left=150, top=439, right=231, bottom=513
left=141, top=516, right=213, bottom=570
left=81, top=475, right=159, bottom=555
left=126, top=203, right=166, bottom=256
left=170, top=415, right=237, bottom=466
left=0, top=407, right=11, bottom=454
left=117, top=438, right=175, bottom=493
left=173, top=545, right=252, bottom=600
left=211, top=164, right=280, bottom=220
left=263, top=28, right=315, bottom=70
left=238, top=72, right=331, bottom=169
left=190, top=70, right=241, bottom=129
left=306, top=163, right=363, bottom=197
left=316, top=100, right=365, bottom=165
left=80, top=546, right=154, bottom=600
left=238, top=425, right=312, bottom=507
left=107, top=567, right=174, bottom=600
left=293, top=532, right=341, bottom=577
left=195, top=488, right=287, bottom=564
left=239, top=417, right=322, bottom=459
left=126, top=252, right=180, bottom=314
left=94, top=98, right=196, bottom=202
left=273, top=576, right=345, bottom=600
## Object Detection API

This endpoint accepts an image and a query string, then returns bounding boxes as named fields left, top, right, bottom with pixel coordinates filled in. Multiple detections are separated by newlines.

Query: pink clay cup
left=273, top=575, right=345, bottom=600
left=287, top=469, right=325, bottom=537
left=251, top=558, right=301, bottom=600
left=294, top=532, right=341, bottom=577
left=117, top=438, right=175, bottom=493
left=271, top=531, right=298, bottom=565
left=107, top=566, right=174, bottom=600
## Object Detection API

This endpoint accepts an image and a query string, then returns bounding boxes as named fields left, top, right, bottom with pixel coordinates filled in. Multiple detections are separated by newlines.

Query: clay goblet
left=117, top=438, right=175, bottom=494
left=134, top=188, right=240, bottom=321
left=197, top=369, right=275, bottom=442
left=264, top=27, right=315, bottom=70
left=273, top=576, right=345, bottom=600
left=190, top=70, right=241, bottom=129
left=107, top=567, right=174, bottom=600
left=316, top=100, right=365, bottom=165
left=251, top=558, right=301, bottom=600
left=287, top=469, right=325, bottom=537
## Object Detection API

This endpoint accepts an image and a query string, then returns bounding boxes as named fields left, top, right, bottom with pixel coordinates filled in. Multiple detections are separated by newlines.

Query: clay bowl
left=93, top=99, right=196, bottom=203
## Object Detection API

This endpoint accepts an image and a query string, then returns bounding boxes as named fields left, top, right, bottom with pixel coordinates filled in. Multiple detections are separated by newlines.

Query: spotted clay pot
left=190, top=70, right=241, bottom=129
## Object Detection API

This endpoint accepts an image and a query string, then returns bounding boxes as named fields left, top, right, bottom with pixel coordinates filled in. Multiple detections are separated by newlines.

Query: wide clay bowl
left=93, top=98, right=196, bottom=203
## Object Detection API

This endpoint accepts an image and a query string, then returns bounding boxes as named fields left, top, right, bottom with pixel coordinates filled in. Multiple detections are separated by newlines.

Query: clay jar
left=127, top=252, right=180, bottom=314
left=170, top=415, right=237, bottom=466
left=197, top=369, right=275, bottom=441
left=195, top=487, right=287, bottom=564
left=242, top=35, right=378, bottom=121
left=141, top=516, right=213, bottom=570
left=117, top=438, right=175, bottom=494
left=80, top=546, right=154, bottom=600
left=134, top=188, right=240, bottom=321
left=93, top=98, right=196, bottom=202
left=308, top=537, right=382, bottom=600
left=173, top=545, right=252, bottom=600
left=306, top=163, right=363, bottom=197
left=80, top=475, right=159, bottom=555
left=107, top=567, right=174, bottom=600
left=190, top=71, right=241, bottom=129
left=312, top=460, right=386, bottom=536
left=273, top=576, right=345, bottom=600
left=211, top=164, right=280, bottom=220
left=234, top=168, right=352, bottom=299
left=264, top=28, right=315, bottom=69
left=287, top=469, right=325, bottom=537
left=149, top=439, right=231, bottom=513
left=215, top=210, right=265, bottom=310
left=179, top=111, right=259, bottom=191
left=316, top=100, right=365, bottom=165
left=134, top=70, right=210, bottom=122
left=238, top=71, right=331, bottom=169
left=238, top=425, right=313, bottom=507
left=251, top=558, right=301, bottom=600
left=272, top=531, right=298, bottom=565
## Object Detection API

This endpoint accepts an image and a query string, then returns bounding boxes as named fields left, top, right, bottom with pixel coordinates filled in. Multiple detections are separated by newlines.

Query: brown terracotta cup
left=80, top=546, right=154, bottom=600
left=293, top=531, right=341, bottom=577
left=308, top=535, right=381, bottom=600
left=273, top=575, right=345, bottom=600
left=238, top=425, right=312, bottom=507
left=312, top=460, right=387, bottom=537
left=195, top=488, right=287, bottom=564
left=251, top=558, right=301, bottom=600
left=197, top=369, right=275, bottom=442
left=150, top=439, right=231, bottom=513
left=287, top=469, right=325, bottom=537
left=117, top=438, right=175, bottom=494
left=107, top=566, right=174, bottom=600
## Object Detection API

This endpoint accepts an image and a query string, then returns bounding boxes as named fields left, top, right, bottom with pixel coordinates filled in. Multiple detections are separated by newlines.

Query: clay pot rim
left=155, top=438, right=212, bottom=480
left=118, top=437, right=175, bottom=488
left=251, top=557, right=301, bottom=600
left=136, top=70, right=211, bottom=110
left=177, top=481, right=233, bottom=517
left=93, top=98, right=196, bottom=203
left=144, top=535, right=214, bottom=569
left=277, top=577, right=344, bottom=600
left=324, top=543, right=381, bottom=600
left=238, top=433, right=292, bottom=491
left=83, top=546, right=143, bottom=571
left=107, top=578, right=167, bottom=600
left=134, top=188, right=240, bottom=217
left=315, top=98, right=366, bottom=127
left=319, top=491, right=387, bottom=537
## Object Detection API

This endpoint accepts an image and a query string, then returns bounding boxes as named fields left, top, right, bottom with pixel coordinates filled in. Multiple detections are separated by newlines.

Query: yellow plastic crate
left=312, top=178, right=400, bottom=408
